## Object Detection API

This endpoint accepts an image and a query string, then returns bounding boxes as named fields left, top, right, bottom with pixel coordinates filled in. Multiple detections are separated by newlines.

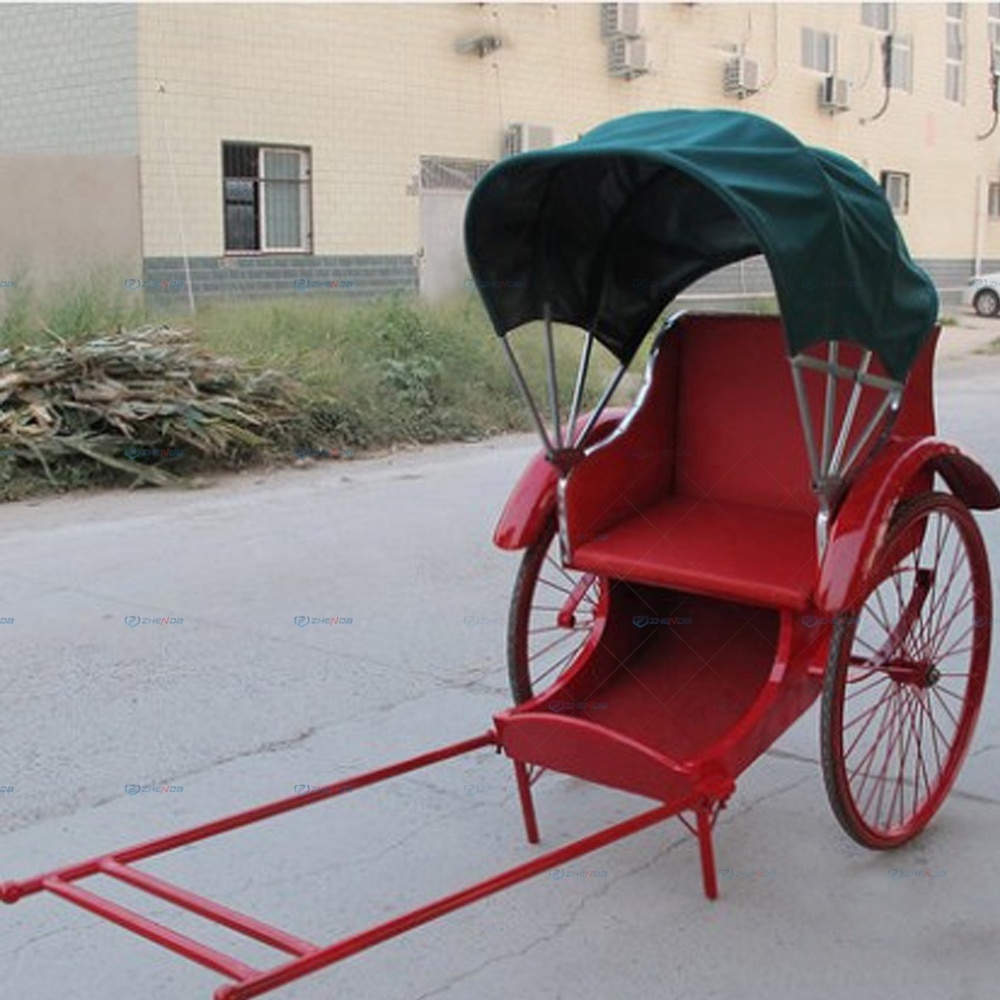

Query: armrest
left=563, top=333, right=680, bottom=549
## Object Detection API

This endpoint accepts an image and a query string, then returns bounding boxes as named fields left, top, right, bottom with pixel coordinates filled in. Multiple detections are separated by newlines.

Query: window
left=989, top=3, right=1000, bottom=51
left=801, top=27, right=837, bottom=73
left=222, top=143, right=311, bottom=253
left=989, top=182, right=1000, bottom=219
left=880, top=171, right=910, bottom=214
left=946, top=4, right=965, bottom=103
left=861, top=3, right=892, bottom=31
left=419, top=156, right=493, bottom=191
left=889, top=35, right=913, bottom=91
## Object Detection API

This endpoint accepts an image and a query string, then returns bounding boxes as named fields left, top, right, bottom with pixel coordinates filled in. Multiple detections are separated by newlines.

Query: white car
left=965, top=272, right=1000, bottom=316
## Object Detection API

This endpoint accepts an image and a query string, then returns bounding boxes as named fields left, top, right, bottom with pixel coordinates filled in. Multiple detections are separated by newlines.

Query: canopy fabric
left=464, top=109, right=938, bottom=382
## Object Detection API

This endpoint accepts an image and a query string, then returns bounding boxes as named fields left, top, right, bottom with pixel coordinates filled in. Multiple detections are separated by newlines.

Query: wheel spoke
left=512, top=524, right=609, bottom=702
left=845, top=671, right=893, bottom=702
left=529, top=627, right=587, bottom=661
left=856, top=688, right=903, bottom=823
left=535, top=575, right=576, bottom=597
left=532, top=640, right=587, bottom=686
left=824, top=497, right=989, bottom=844
left=528, top=624, right=588, bottom=636
left=544, top=553, right=579, bottom=588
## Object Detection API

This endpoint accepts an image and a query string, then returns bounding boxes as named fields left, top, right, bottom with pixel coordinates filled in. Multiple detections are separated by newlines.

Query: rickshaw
left=3, top=109, right=997, bottom=999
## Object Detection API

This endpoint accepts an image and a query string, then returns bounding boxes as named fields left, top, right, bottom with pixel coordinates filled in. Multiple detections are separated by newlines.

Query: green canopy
left=465, top=109, right=938, bottom=382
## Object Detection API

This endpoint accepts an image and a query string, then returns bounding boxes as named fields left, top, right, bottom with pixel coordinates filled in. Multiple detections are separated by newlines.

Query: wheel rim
left=977, top=291, right=999, bottom=316
left=509, top=525, right=609, bottom=703
left=825, top=497, right=990, bottom=846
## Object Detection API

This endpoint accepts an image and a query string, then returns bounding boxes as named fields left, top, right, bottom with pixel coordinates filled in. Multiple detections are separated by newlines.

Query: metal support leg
left=513, top=760, right=540, bottom=844
left=696, top=802, right=719, bottom=901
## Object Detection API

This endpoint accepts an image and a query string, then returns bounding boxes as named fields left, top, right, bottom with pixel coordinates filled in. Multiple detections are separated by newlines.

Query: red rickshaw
left=3, top=109, right=996, bottom=999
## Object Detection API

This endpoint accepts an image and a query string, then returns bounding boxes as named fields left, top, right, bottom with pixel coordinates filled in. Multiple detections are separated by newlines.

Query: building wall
left=0, top=155, right=141, bottom=292
left=0, top=3, right=139, bottom=155
left=0, top=4, right=140, bottom=296
left=2, top=3, right=997, bottom=302
left=133, top=2, right=1000, bottom=294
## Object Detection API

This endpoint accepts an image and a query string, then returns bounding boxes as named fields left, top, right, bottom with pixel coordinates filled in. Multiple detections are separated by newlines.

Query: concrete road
left=1, top=342, right=998, bottom=1000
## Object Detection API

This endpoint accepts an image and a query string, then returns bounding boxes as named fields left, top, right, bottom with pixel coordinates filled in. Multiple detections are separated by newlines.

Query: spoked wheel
left=822, top=492, right=992, bottom=848
left=507, top=517, right=610, bottom=704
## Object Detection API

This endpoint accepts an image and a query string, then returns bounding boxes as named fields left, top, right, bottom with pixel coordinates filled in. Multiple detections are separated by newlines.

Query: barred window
left=419, top=156, right=493, bottom=192
left=222, top=143, right=311, bottom=253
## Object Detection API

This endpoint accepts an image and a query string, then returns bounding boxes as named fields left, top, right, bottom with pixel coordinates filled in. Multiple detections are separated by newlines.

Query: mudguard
left=816, top=437, right=1000, bottom=614
left=493, top=409, right=629, bottom=551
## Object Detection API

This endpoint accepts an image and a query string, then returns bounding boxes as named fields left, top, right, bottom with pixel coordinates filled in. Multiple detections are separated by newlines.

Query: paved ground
left=938, top=307, right=1000, bottom=363
left=0, top=323, right=998, bottom=1000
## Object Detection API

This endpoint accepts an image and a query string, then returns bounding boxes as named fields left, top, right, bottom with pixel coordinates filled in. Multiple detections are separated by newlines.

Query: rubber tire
left=507, top=518, right=607, bottom=705
left=974, top=288, right=1000, bottom=317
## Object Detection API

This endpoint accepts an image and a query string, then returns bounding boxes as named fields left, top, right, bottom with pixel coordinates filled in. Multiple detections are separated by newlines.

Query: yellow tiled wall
left=133, top=3, right=1000, bottom=265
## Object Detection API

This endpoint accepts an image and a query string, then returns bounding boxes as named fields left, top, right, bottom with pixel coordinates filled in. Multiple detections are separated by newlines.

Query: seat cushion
left=570, top=496, right=817, bottom=610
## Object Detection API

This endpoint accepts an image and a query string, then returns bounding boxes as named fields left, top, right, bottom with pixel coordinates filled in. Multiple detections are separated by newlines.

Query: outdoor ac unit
left=723, top=56, right=760, bottom=97
left=601, top=3, right=641, bottom=40
left=820, top=75, right=852, bottom=112
left=504, top=123, right=555, bottom=157
left=607, top=37, right=649, bottom=79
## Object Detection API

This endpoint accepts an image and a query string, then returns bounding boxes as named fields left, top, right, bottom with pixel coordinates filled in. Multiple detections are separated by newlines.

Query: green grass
left=190, top=294, right=617, bottom=449
left=0, top=267, right=148, bottom=347
left=0, top=273, right=621, bottom=499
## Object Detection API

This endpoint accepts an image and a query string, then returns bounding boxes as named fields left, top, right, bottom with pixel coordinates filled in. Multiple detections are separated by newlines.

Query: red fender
left=493, top=409, right=629, bottom=551
left=816, top=437, right=1000, bottom=614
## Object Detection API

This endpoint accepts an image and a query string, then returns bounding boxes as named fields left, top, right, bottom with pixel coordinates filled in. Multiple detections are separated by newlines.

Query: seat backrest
left=671, top=313, right=936, bottom=515
left=672, top=315, right=817, bottom=515
left=563, top=312, right=937, bottom=546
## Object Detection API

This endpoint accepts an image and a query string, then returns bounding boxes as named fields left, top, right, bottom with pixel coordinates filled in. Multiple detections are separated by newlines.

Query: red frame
left=4, top=316, right=997, bottom=1000
left=2, top=733, right=692, bottom=1000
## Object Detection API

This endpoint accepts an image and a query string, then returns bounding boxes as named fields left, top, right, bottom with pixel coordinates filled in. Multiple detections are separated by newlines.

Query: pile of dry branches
left=0, top=326, right=302, bottom=490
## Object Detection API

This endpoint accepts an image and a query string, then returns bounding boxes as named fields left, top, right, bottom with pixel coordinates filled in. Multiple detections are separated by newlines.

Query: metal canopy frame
left=499, top=304, right=629, bottom=462
left=789, top=342, right=904, bottom=557
left=501, top=308, right=906, bottom=566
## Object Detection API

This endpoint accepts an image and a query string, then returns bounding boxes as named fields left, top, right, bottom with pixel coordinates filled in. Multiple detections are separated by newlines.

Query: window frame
left=988, top=182, right=1000, bottom=220
left=801, top=26, right=838, bottom=74
left=861, top=3, right=893, bottom=32
left=945, top=4, right=965, bottom=104
left=889, top=35, right=914, bottom=92
left=880, top=170, right=911, bottom=215
left=221, top=142, right=313, bottom=256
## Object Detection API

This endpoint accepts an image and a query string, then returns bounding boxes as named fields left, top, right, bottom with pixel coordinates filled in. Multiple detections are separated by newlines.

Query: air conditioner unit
left=601, top=3, right=641, bottom=40
left=504, top=123, right=555, bottom=157
left=820, top=75, right=852, bottom=112
left=723, top=56, right=760, bottom=97
left=607, top=37, right=649, bottom=79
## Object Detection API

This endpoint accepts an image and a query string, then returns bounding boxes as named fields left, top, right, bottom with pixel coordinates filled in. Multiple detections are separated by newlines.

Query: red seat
left=562, top=314, right=935, bottom=611
left=571, top=496, right=817, bottom=610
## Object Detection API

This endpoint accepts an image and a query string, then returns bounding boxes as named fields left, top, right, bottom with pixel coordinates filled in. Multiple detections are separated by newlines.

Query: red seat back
left=564, top=313, right=937, bottom=545
left=672, top=316, right=818, bottom=515
left=671, top=315, right=936, bottom=514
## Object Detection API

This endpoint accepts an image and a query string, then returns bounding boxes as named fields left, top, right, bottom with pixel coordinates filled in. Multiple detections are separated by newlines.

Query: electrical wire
left=860, top=33, right=893, bottom=125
